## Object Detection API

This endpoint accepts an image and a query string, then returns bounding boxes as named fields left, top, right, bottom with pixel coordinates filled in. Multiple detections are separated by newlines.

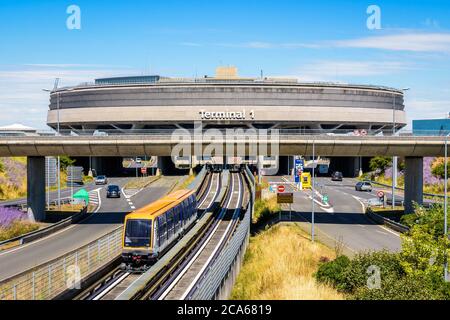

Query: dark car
left=106, top=185, right=121, bottom=198
left=331, top=171, right=343, bottom=181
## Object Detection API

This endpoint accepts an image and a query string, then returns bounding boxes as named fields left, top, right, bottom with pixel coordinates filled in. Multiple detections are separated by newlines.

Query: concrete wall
left=47, top=82, right=406, bottom=129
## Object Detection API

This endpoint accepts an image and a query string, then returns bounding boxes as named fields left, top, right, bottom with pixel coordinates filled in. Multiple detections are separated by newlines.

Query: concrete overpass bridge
left=1, top=133, right=447, bottom=220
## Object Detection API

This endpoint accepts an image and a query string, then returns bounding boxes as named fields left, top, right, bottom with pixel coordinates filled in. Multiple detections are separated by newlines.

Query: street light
left=444, top=133, right=449, bottom=280
left=392, top=87, right=410, bottom=209
left=43, top=80, right=61, bottom=209
left=311, top=140, right=315, bottom=242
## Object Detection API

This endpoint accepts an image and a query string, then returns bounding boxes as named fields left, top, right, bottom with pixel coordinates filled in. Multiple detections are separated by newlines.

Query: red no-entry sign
left=377, top=190, right=385, bottom=198
left=277, top=185, right=286, bottom=193
left=141, top=167, right=147, bottom=174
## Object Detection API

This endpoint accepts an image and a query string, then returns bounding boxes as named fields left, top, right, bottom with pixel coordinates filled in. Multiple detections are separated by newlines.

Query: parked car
left=106, top=185, right=121, bottom=198
left=135, top=157, right=142, bottom=164
left=95, top=175, right=108, bottom=185
left=331, top=171, right=343, bottom=181
left=355, top=181, right=373, bottom=192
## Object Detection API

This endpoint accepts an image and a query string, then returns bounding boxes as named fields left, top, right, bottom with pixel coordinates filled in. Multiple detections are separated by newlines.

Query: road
left=0, top=175, right=184, bottom=281
left=266, top=176, right=402, bottom=256
left=0, top=182, right=98, bottom=207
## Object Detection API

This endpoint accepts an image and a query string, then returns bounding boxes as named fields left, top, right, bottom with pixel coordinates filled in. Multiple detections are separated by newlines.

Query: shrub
left=315, top=251, right=404, bottom=294
left=353, top=273, right=449, bottom=300
left=369, top=156, right=391, bottom=173
left=315, top=255, right=350, bottom=290
left=253, top=197, right=280, bottom=224
left=0, top=206, right=27, bottom=227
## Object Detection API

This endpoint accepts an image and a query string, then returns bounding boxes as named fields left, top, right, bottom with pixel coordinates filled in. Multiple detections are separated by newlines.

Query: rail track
left=154, top=172, right=245, bottom=300
left=74, top=171, right=223, bottom=300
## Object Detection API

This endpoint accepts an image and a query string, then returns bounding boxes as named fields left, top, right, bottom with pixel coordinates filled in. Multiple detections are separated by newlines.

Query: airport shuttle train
left=121, top=189, right=197, bottom=271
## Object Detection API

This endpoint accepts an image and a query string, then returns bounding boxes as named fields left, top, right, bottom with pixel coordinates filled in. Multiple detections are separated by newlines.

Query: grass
left=253, top=195, right=281, bottom=224
left=230, top=224, right=343, bottom=300
left=0, top=220, right=40, bottom=241
left=124, top=175, right=160, bottom=189
left=172, top=174, right=197, bottom=192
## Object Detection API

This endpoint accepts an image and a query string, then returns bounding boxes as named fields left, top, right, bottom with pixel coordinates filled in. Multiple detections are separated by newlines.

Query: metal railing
left=0, top=226, right=122, bottom=300
left=188, top=168, right=254, bottom=300
left=29, top=128, right=450, bottom=138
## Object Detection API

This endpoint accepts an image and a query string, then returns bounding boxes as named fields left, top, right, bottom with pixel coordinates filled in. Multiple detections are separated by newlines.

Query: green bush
left=431, top=160, right=450, bottom=179
left=369, top=156, right=391, bottom=173
left=315, top=255, right=350, bottom=290
left=353, top=273, right=450, bottom=300
left=59, top=156, right=76, bottom=170
left=316, top=251, right=404, bottom=294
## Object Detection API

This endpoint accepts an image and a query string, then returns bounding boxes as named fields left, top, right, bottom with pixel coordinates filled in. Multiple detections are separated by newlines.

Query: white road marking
left=351, top=195, right=401, bottom=238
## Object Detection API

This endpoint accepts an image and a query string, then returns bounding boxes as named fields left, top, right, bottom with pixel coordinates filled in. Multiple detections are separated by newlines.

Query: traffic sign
left=141, top=167, right=147, bottom=174
left=277, top=185, right=286, bottom=193
left=277, top=192, right=293, bottom=204
left=377, top=190, right=385, bottom=198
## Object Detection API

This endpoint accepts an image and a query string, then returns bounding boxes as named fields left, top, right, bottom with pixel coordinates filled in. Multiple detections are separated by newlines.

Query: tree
left=59, top=156, right=76, bottom=170
left=369, top=156, right=391, bottom=173
left=431, top=158, right=450, bottom=179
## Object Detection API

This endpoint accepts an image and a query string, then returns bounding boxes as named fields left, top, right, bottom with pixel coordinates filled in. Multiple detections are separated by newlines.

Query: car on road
left=95, top=175, right=108, bottom=185
left=106, top=185, right=121, bottom=198
left=331, top=171, right=343, bottom=181
left=355, top=181, right=373, bottom=192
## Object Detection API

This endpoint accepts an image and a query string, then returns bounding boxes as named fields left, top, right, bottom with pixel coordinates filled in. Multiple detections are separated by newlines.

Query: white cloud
left=279, top=60, right=413, bottom=82
left=406, top=99, right=450, bottom=121
left=0, top=65, right=137, bottom=129
left=334, top=33, right=450, bottom=53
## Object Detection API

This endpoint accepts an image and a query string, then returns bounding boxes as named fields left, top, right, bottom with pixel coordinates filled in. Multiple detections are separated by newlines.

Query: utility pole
left=445, top=132, right=449, bottom=282
left=43, top=77, right=61, bottom=210
left=312, top=141, right=315, bottom=242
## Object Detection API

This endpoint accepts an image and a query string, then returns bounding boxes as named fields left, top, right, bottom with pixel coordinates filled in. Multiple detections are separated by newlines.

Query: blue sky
left=0, top=0, right=450, bottom=129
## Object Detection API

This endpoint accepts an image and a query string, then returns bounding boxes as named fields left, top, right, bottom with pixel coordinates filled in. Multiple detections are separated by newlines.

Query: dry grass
left=124, top=175, right=160, bottom=189
left=0, top=221, right=40, bottom=241
left=230, top=224, right=344, bottom=300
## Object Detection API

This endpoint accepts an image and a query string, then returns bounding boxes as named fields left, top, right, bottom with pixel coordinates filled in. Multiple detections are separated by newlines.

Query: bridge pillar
left=27, top=156, right=46, bottom=222
left=404, top=156, right=423, bottom=213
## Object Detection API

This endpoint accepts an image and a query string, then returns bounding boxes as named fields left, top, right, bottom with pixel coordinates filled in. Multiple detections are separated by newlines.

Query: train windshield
left=124, top=219, right=151, bottom=247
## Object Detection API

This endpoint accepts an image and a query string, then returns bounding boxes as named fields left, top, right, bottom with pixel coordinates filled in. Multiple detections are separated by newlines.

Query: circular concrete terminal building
left=47, top=67, right=406, bottom=133
left=46, top=67, right=407, bottom=177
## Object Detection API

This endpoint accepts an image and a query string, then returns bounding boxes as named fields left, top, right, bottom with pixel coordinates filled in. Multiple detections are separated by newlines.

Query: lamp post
left=43, top=80, right=61, bottom=209
left=311, top=140, right=315, bottom=242
left=445, top=132, right=449, bottom=282
left=392, top=87, right=410, bottom=209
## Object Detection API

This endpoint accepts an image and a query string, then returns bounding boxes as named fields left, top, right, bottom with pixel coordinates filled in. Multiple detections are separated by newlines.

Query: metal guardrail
left=31, top=129, right=450, bottom=138
left=0, top=206, right=88, bottom=248
left=0, top=226, right=122, bottom=300
left=366, top=208, right=410, bottom=234
left=368, top=180, right=446, bottom=200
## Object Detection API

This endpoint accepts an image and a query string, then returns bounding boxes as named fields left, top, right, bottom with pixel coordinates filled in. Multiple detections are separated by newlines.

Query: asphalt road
left=266, top=176, right=402, bottom=256
left=0, top=175, right=184, bottom=281
left=0, top=182, right=98, bottom=207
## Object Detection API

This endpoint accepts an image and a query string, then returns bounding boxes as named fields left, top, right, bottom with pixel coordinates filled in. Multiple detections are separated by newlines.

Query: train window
left=158, top=215, right=167, bottom=246
left=124, top=219, right=151, bottom=247
left=173, top=205, right=180, bottom=230
left=167, top=210, right=174, bottom=238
